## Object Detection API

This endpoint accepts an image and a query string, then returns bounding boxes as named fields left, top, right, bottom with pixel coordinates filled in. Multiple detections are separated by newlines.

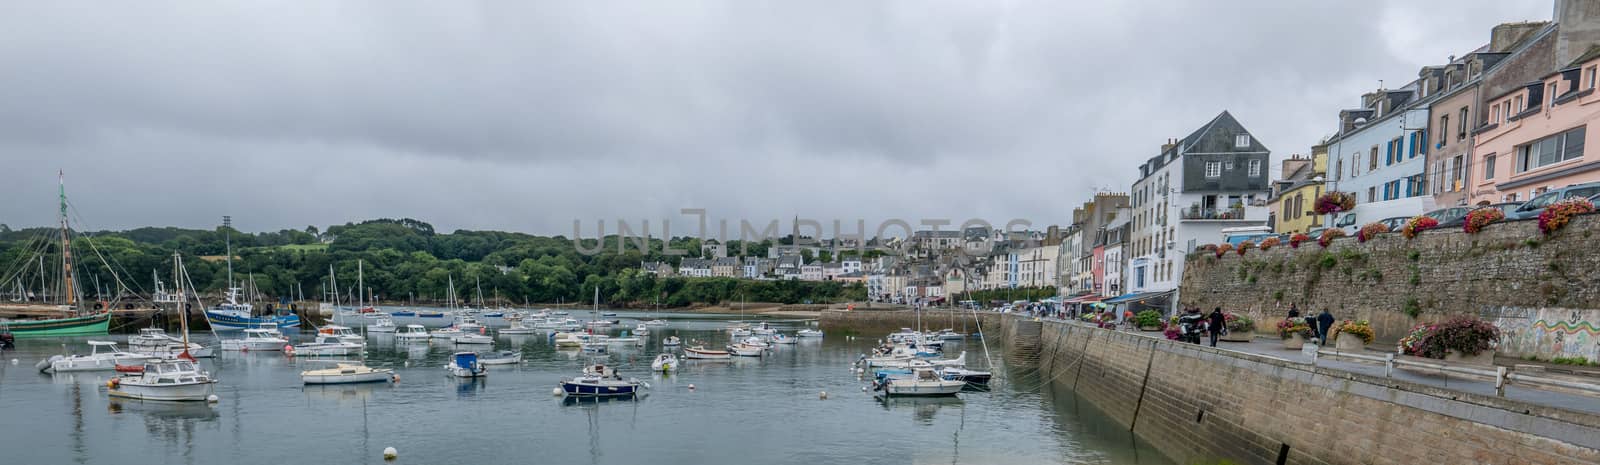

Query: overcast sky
left=0, top=1, right=1554, bottom=237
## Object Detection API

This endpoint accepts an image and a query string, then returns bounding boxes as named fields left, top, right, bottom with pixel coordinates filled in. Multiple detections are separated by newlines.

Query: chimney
left=1491, top=21, right=1548, bottom=53
left=1557, top=1, right=1600, bottom=65
left=1160, top=138, right=1176, bottom=153
left=1281, top=156, right=1310, bottom=181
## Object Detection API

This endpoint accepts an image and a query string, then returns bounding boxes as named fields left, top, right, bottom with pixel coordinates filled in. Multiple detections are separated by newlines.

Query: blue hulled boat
left=204, top=289, right=300, bottom=331
left=559, top=364, right=645, bottom=397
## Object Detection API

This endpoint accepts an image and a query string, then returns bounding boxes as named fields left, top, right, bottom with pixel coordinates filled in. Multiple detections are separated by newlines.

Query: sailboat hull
left=2, top=312, right=111, bottom=338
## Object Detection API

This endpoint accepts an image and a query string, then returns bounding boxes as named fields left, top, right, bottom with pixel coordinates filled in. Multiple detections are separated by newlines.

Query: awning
left=1063, top=294, right=1103, bottom=304
left=1102, top=290, right=1172, bottom=304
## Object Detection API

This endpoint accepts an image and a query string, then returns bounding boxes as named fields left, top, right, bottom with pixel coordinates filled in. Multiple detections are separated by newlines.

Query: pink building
left=1471, top=50, right=1600, bottom=204
left=1091, top=244, right=1105, bottom=296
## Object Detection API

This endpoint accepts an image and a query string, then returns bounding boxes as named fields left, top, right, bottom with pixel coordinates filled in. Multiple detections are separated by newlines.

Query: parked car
left=1509, top=182, right=1600, bottom=220
left=1483, top=202, right=1524, bottom=218
left=1423, top=207, right=1472, bottom=227
left=1374, top=216, right=1411, bottom=232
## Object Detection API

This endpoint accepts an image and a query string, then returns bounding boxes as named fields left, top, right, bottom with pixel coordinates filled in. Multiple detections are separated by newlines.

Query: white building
left=1324, top=83, right=1434, bottom=230
left=800, top=263, right=824, bottom=281
left=1129, top=111, right=1271, bottom=308
left=678, top=258, right=713, bottom=278
left=840, top=259, right=862, bottom=275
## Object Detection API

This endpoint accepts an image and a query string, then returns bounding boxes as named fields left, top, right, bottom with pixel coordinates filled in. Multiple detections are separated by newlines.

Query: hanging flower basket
left=1259, top=237, right=1280, bottom=251
left=1317, top=229, right=1346, bottom=248
left=1537, top=198, right=1594, bottom=235
left=1357, top=222, right=1389, bottom=243
left=1313, top=192, right=1357, bottom=215
left=1463, top=207, right=1504, bottom=234
left=1400, top=216, right=1438, bottom=239
left=1289, top=233, right=1310, bottom=249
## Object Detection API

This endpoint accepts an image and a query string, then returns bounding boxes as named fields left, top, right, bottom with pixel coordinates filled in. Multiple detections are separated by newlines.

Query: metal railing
left=1179, top=206, right=1245, bottom=220
left=1313, top=348, right=1600, bottom=397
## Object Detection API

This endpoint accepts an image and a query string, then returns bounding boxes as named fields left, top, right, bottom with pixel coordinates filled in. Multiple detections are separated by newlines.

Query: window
left=1484, top=154, right=1496, bottom=180
left=1588, top=66, right=1597, bottom=90
left=1235, top=134, right=1250, bottom=147
left=1450, top=155, right=1464, bottom=191
left=1367, top=187, right=1376, bottom=203
left=1335, top=158, right=1343, bottom=181
left=1458, top=107, right=1469, bottom=140
left=1514, top=95, right=1523, bottom=112
left=1204, top=161, right=1221, bottom=178
left=1515, top=126, right=1586, bottom=173
left=1550, top=83, right=1559, bottom=108
left=1440, top=115, right=1450, bottom=146
left=1491, top=104, right=1500, bottom=124
left=1248, top=159, right=1261, bottom=177
left=1224, top=160, right=1234, bottom=170
left=1369, top=146, right=1379, bottom=170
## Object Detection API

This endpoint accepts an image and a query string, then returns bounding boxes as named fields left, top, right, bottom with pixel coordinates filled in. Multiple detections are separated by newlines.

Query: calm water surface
left=0, top=311, right=1168, bottom=464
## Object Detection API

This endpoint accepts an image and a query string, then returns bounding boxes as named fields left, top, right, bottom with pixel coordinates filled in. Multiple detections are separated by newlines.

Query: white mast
left=357, top=260, right=364, bottom=309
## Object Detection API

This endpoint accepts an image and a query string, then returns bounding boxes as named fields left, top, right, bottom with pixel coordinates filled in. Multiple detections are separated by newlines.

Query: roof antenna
left=1378, top=79, right=1385, bottom=90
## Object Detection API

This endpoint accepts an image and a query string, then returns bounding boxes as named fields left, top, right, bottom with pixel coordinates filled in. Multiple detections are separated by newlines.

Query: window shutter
left=1387, top=140, right=1396, bottom=165
left=1419, top=130, right=1428, bottom=155
left=1409, top=133, right=1418, bottom=159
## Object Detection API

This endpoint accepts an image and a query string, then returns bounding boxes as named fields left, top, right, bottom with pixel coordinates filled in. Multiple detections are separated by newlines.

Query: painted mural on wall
left=1481, top=306, right=1600, bottom=363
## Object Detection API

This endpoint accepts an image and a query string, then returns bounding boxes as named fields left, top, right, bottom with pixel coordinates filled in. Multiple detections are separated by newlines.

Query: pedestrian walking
left=1315, top=309, right=1336, bottom=344
left=1207, top=307, right=1226, bottom=347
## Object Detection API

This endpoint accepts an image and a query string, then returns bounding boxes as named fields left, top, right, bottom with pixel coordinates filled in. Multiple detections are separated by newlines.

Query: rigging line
left=65, top=203, right=154, bottom=302
left=0, top=233, right=54, bottom=290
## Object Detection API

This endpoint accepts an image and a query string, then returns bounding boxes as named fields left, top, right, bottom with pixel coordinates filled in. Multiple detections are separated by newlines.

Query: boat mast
left=58, top=171, right=78, bottom=313
left=223, top=216, right=234, bottom=302
left=174, top=251, right=194, bottom=361
left=357, top=260, right=364, bottom=309
left=329, top=264, right=338, bottom=307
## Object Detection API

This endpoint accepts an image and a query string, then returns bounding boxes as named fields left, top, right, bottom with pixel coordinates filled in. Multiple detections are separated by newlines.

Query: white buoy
left=861, top=386, right=868, bottom=392
left=206, top=394, right=219, bottom=403
left=383, top=447, right=398, bottom=460
left=9, top=358, right=16, bottom=365
left=688, top=384, right=696, bottom=391
left=552, top=387, right=562, bottom=396
left=819, top=391, right=828, bottom=400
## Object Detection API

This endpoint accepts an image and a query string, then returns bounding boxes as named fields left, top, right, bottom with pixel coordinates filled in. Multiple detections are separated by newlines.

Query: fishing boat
left=220, top=327, right=289, bottom=351
left=477, top=350, right=521, bottom=365
left=204, top=239, right=300, bottom=330
left=559, top=364, right=644, bottom=397
left=0, top=174, right=121, bottom=338
left=451, top=333, right=493, bottom=345
left=444, top=352, right=487, bottom=378
left=37, top=341, right=156, bottom=373
left=650, top=353, right=678, bottom=372
left=662, top=336, right=681, bottom=347
left=683, top=345, right=731, bottom=359
left=727, top=342, right=764, bottom=357
left=301, top=363, right=395, bottom=385
left=317, top=325, right=365, bottom=344
left=872, top=368, right=965, bottom=397
left=633, top=324, right=650, bottom=336
left=395, top=324, right=431, bottom=341
left=108, top=359, right=217, bottom=401
left=290, top=335, right=365, bottom=356
left=796, top=329, right=824, bottom=338
left=366, top=316, right=397, bottom=333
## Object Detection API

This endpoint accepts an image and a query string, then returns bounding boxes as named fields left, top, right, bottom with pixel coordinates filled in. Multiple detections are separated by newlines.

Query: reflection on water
left=0, top=310, right=1170, bottom=465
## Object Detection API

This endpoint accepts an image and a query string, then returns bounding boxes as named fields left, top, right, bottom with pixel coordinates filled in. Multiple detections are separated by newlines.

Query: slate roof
left=1175, top=110, right=1270, bottom=154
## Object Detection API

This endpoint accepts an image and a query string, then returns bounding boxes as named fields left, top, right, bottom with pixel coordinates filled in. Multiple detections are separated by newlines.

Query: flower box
left=1282, top=332, right=1304, bottom=350
left=1445, top=349, right=1496, bottom=367
left=1139, top=325, right=1162, bottom=332
left=1335, top=335, right=1365, bottom=352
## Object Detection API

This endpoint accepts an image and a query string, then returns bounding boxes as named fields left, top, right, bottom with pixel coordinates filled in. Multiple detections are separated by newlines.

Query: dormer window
left=1235, top=134, right=1250, bottom=148
left=1588, top=66, right=1597, bottom=90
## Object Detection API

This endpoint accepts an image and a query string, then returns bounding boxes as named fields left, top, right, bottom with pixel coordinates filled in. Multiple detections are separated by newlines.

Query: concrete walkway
left=1198, top=334, right=1600, bottom=416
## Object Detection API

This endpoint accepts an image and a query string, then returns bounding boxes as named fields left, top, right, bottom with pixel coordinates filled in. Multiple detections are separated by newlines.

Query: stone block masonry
left=1179, top=213, right=1600, bottom=360
left=1032, top=315, right=1600, bottom=465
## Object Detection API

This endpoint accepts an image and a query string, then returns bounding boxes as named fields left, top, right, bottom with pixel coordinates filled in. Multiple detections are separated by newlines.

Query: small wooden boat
left=302, top=363, right=395, bottom=384
left=444, top=352, right=487, bottom=378
left=477, top=350, right=521, bottom=365
left=727, top=343, right=764, bottom=357
left=109, top=359, right=217, bottom=401
left=650, top=353, right=678, bottom=372
left=683, top=345, right=730, bottom=359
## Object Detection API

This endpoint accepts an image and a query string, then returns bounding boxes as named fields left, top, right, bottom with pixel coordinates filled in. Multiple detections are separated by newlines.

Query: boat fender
left=207, top=394, right=219, bottom=403
left=392, top=374, right=400, bottom=383
left=107, top=379, right=119, bottom=389
left=819, top=391, right=828, bottom=400
left=10, top=359, right=17, bottom=365
left=687, top=384, right=695, bottom=391
left=551, top=387, right=562, bottom=396
left=283, top=345, right=296, bottom=355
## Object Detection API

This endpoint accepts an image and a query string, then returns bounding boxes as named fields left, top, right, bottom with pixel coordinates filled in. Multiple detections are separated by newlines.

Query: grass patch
left=1403, top=298, right=1421, bottom=318
left=277, top=243, right=329, bottom=252
left=1272, top=289, right=1284, bottom=301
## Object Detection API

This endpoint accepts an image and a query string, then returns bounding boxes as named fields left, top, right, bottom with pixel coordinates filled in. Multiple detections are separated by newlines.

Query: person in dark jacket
left=1207, top=307, right=1227, bottom=347
left=1315, top=309, right=1336, bottom=344
left=1287, top=303, right=1300, bottom=319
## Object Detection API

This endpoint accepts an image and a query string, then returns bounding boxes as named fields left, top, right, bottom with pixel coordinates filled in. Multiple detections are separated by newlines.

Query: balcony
left=1180, top=206, right=1247, bottom=221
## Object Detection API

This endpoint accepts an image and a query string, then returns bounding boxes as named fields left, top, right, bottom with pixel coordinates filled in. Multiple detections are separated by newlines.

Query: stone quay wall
left=1179, top=213, right=1600, bottom=360
left=1030, top=315, right=1600, bottom=465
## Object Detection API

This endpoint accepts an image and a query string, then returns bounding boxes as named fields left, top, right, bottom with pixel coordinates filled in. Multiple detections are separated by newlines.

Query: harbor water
left=0, top=310, right=1169, bottom=464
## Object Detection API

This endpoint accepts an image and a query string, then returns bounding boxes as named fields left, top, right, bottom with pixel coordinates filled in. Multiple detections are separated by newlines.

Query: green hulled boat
left=1, top=312, right=111, bottom=338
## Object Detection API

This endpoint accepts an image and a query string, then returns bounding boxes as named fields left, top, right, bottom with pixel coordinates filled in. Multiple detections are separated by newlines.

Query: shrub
left=1133, top=310, right=1163, bottom=328
left=1236, top=240, right=1255, bottom=255
left=1357, top=222, right=1389, bottom=243
left=1397, top=323, right=1433, bottom=356
left=1289, top=233, right=1310, bottom=249
left=1463, top=207, right=1505, bottom=234
left=1259, top=237, right=1280, bottom=250
left=1163, top=327, right=1181, bottom=340
left=1318, top=229, right=1346, bottom=248
left=1405, top=316, right=1501, bottom=359
left=1334, top=320, right=1374, bottom=344
left=1275, top=318, right=1312, bottom=339
left=1225, top=313, right=1255, bottom=333
left=1538, top=198, right=1594, bottom=235
left=1314, top=191, right=1356, bottom=215
left=1400, top=216, right=1438, bottom=239
left=1215, top=243, right=1233, bottom=258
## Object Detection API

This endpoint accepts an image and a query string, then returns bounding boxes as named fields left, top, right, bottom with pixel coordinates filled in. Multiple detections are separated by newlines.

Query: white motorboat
left=607, top=336, right=641, bottom=344
left=662, top=336, right=681, bottom=347
left=553, top=332, right=583, bottom=348
left=451, top=334, right=494, bottom=345
left=395, top=324, right=431, bottom=341
left=633, top=324, right=650, bottom=336
left=796, top=329, right=824, bottom=338
left=873, top=368, right=965, bottom=397
left=128, top=329, right=213, bottom=358
left=478, top=350, right=521, bottom=365
left=771, top=334, right=798, bottom=345
left=683, top=345, right=731, bottom=359
left=887, top=328, right=921, bottom=343
left=127, top=327, right=176, bottom=348
left=220, top=328, right=289, bottom=352
left=936, top=329, right=965, bottom=340
left=498, top=320, right=537, bottom=334
left=727, top=343, right=764, bottom=357
left=551, top=310, right=569, bottom=316
left=37, top=341, right=157, bottom=373
left=643, top=319, right=668, bottom=326
left=740, top=336, right=770, bottom=349
left=317, top=325, right=366, bottom=344
left=581, top=342, right=608, bottom=354
left=586, top=320, right=614, bottom=328
left=291, top=335, right=365, bottom=356
left=530, top=318, right=563, bottom=329
left=109, top=359, right=217, bottom=401
left=939, top=367, right=991, bottom=385
left=455, top=316, right=485, bottom=333
left=650, top=353, right=678, bottom=372
left=728, top=327, right=752, bottom=337
left=752, top=323, right=776, bottom=336
left=430, top=327, right=465, bottom=339
left=366, top=317, right=398, bottom=333
left=445, top=352, right=487, bottom=378
left=560, top=319, right=583, bottom=331
left=302, top=363, right=395, bottom=384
